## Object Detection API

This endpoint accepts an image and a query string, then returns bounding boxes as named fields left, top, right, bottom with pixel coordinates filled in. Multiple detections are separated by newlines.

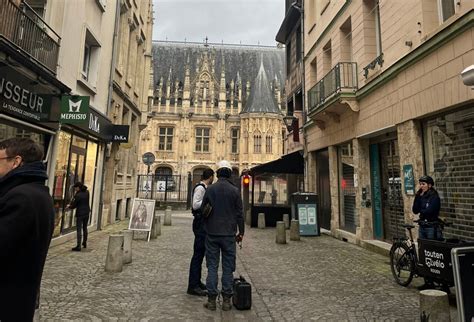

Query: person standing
left=412, top=175, right=442, bottom=290
left=187, top=168, right=214, bottom=296
left=0, top=138, right=55, bottom=321
left=68, top=182, right=90, bottom=251
left=201, top=160, right=244, bottom=311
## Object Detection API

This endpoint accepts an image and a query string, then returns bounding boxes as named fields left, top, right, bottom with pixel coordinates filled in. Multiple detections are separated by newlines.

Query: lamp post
left=283, top=115, right=296, bottom=132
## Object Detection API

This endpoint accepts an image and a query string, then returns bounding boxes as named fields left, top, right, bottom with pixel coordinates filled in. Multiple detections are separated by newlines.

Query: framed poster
left=129, top=198, right=156, bottom=232
left=403, top=164, right=415, bottom=195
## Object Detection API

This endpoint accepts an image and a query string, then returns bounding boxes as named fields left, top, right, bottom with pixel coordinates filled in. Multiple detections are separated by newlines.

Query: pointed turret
left=242, top=60, right=280, bottom=114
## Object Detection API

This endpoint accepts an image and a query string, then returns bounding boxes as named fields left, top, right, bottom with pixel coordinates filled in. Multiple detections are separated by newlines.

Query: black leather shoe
left=199, top=282, right=206, bottom=290
left=82, top=242, right=87, bottom=249
left=71, top=246, right=81, bottom=252
left=187, top=287, right=207, bottom=296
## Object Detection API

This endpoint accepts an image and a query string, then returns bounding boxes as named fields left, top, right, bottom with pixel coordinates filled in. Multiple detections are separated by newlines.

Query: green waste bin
left=291, top=192, right=319, bottom=236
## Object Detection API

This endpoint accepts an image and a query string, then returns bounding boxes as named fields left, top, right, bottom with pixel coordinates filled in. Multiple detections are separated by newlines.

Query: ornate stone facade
left=139, top=42, right=286, bottom=182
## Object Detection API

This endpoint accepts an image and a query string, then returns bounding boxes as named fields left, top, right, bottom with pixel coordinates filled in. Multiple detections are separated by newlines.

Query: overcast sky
left=152, top=0, right=285, bottom=46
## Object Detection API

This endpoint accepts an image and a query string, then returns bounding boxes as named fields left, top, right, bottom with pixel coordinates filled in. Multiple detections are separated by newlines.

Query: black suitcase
left=233, top=276, right=252, bottom=310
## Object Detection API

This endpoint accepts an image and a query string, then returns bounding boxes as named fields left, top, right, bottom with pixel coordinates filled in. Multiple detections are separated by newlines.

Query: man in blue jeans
left=201, top=160, right=244, bottom=311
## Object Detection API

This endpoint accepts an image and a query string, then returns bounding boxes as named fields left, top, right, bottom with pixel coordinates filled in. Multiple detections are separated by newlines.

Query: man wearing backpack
left=187, top=168, right=215, bottom=296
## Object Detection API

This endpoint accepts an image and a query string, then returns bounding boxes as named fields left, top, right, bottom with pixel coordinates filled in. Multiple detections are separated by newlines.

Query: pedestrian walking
left=412, top=175, right=442, bottom=290
left=68, top=181, right=90, bottom=251
left=187, top=168, right=215, bottom=296
left=201, top=160, right=244, bottom=311
left=0, top=138, right=55, bottom=321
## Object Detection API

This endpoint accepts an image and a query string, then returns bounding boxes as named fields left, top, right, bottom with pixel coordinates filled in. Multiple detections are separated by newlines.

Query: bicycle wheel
left=390, top=242, right=415, bottom=286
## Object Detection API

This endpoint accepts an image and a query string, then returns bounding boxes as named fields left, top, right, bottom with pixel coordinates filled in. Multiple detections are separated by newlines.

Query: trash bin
left=291, top=192, right=319, bottom=236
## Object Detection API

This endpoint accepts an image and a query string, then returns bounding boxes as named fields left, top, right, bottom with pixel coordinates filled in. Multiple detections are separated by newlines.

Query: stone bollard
left=105, top=234, right=124, bottom=273
left=150, top=215, right=161, bottom=239
left=419, top=290, right=450, bottom=322
left=290, top=219, right=300, bottom=241
left=122, top=230, right=133, bottom=264
left=276, top=221, right=286, bottom=244
left=164, top=208, right=172, bottom=226
left=245, top=209, right=251, bottom=226
left=282, top=214, right=290, bottom=229
left=257, top=213, right=266, bottom=229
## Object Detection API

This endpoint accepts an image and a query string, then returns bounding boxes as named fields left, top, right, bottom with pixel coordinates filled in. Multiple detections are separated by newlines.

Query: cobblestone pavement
left=40, top=211, right=456, bottom=321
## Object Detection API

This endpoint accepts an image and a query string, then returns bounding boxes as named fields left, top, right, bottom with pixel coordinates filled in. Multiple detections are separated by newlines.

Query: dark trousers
left=188, top=217, right=206, bottom=289
left=76, top=215, right=89, bottom=247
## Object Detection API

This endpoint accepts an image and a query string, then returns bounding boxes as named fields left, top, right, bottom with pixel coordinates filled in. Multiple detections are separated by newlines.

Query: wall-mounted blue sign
left=403, top=164, right=415, bottom=195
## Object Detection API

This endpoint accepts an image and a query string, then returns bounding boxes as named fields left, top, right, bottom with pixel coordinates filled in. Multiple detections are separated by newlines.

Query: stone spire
left=242, top=60, right=280, bottom=114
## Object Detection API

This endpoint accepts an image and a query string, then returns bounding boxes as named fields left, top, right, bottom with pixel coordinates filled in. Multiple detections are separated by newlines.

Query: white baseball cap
left=217, top=160, right=232, bottom=170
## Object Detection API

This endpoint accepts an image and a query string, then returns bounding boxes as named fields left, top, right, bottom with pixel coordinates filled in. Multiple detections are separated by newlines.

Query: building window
left=363, top=0, right=382, bottom=58
left=231, top=128, right=239, bottom=154
left=158, top=127, right=173, bottom=151
left=195, top=127, right=210, bottom=152
left=254, top=135, right=261, bottom=153
left=266, top=135, right=273, bottom=153
left=81, top=29, right=101, bottom=84
left=286, top=40, right=291, bottom=74
left=438, top=0, right=455, bottom=22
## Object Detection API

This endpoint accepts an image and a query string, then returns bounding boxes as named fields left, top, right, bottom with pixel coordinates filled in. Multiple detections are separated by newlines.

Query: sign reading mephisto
left=60, top=95, right=90, bottom=124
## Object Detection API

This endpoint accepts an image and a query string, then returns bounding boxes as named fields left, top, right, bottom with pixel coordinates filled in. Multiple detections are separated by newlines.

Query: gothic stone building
left=139, top=41, right=286, bottom=187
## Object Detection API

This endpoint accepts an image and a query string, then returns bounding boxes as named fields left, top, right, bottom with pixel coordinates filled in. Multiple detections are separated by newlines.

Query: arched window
left=254, top=135, right=261, bottom=153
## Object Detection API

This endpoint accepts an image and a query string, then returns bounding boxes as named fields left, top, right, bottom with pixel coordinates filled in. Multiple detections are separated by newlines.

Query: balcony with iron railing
left=0, top=0, right=60, bottom=73
left=307, top=62, right=359, bottom=128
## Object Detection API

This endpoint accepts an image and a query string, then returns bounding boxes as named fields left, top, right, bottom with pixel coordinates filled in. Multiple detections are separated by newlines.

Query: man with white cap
left=201, top=160, right=244, bottom=311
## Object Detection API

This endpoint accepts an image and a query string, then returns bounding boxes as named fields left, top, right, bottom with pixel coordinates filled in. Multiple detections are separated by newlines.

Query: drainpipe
left=97, top=0, right=121, bottom=230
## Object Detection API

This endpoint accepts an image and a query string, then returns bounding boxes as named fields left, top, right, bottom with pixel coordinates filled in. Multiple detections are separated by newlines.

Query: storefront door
left=316, top=149, right=331, bottom=230
left=370, top=137, right=404, bottom=241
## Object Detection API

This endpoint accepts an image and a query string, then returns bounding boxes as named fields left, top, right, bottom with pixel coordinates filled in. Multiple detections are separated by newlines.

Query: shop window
left=231, top=128, right=239, bottom=154
left=438, top=0, right=455, bottom=22
left=195, top=127, right=210, bottom=152
left=158, top=127, right=173, bottom=151
left=423, top=107, right=474, bottom=241
left=338, top=142, right=357, bottom=233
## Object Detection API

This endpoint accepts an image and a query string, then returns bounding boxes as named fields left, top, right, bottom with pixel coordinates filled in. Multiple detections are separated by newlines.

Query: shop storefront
left=423, top=105, right=474, bottom=241
left=337, top=142, right=357, bottom=233
left=52, top=107, right=113, bottom=237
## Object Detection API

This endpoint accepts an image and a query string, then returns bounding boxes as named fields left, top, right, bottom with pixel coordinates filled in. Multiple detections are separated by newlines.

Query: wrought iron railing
left=0, top=0, right=60, bottom=73
left=308, top=62, right=358, bottom=112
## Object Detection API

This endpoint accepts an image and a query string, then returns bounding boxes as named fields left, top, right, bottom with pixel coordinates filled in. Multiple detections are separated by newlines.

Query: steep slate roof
left=242, top=60, right=281, bottom=114
left=152, top=41, right=285, bottom=108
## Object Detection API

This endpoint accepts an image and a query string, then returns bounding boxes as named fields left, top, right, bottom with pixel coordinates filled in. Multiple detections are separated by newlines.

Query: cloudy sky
left=152, top=0, right=285, bottom=46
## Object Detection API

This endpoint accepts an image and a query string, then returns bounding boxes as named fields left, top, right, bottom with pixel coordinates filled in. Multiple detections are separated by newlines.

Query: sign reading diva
left=60, top=95, right=89, bottom=123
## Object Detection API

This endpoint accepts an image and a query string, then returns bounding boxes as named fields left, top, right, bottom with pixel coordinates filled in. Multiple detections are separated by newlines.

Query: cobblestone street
left=40, top=211, right=446, bottom=321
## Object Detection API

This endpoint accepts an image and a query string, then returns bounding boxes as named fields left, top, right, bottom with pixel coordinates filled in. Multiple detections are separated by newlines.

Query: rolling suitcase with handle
left=232, top=276, right=252, bottom=310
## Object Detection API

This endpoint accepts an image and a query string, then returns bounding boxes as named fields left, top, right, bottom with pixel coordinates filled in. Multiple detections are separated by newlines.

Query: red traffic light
left=242, top=175, right=250, bottom=186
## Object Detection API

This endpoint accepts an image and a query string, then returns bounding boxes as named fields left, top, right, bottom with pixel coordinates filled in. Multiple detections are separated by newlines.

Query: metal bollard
left=290, top=219, right=300, bottom=241
left=245, top=209, right=251, bottom=226
left=276, top=221, right=286, bottom=244
left=419, top=290, right=450, bottom=322
left=257, top=212, right=266, bottom=229
left=150, top=216, right=161, bottom=239
left=283, top=214, right=290, bottom=229
left=164, top=208, right=172, bottom=226
left=105, top=234, right=124, bottom=272
left=122, top=230, right=133, bottom=264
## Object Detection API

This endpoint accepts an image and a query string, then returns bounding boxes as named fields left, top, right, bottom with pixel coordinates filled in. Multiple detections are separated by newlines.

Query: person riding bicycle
left=412, top=175, right=442, bottom=240
left=412, top=175, right=442, bottom=291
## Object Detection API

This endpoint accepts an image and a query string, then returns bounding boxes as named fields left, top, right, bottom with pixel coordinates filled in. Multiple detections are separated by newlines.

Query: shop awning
left=250, top=150, right=304, bottom=175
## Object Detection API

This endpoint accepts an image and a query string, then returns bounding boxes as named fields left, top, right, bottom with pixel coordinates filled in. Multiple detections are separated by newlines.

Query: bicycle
left=389, top=219, right=452, bottom=288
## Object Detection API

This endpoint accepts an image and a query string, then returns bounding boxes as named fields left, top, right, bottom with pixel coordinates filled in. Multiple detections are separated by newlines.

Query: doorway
left=370, top=136, right=404, bottom=241
left=316, top=149, right=331, bottom=230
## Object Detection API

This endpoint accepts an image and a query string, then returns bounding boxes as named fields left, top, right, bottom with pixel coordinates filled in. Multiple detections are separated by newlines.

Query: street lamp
left=283, top=115, right=296, bottom=132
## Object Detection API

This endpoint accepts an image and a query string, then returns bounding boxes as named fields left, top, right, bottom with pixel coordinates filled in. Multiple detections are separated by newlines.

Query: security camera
left=461, top=65, right=474, bottom=86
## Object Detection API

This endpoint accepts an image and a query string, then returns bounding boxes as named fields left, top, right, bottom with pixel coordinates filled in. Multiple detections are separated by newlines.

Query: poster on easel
left=128, top=198, right=156, bottom=241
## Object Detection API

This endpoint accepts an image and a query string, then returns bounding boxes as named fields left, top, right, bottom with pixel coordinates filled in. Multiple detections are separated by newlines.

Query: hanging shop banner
left=110, top=125, right=130, bottom=142
left=0, top=71, right=53, bottom=123
left=403, top=164, right=415, bottom=195
left=60, top=95, right=89, bottom=124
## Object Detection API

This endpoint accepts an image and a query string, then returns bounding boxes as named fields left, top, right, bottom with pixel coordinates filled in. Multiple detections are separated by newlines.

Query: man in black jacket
left=201, top=160, right=244, bottom=311
left=0, top=138, right=55, bottom=321
left=68, top=181, right=90, bottom=251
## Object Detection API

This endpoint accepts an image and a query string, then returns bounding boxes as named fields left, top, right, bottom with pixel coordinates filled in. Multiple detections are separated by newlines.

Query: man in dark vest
left=0, top=138, right=55, bottom=321
left=187, top=168, right=215, bottom=296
